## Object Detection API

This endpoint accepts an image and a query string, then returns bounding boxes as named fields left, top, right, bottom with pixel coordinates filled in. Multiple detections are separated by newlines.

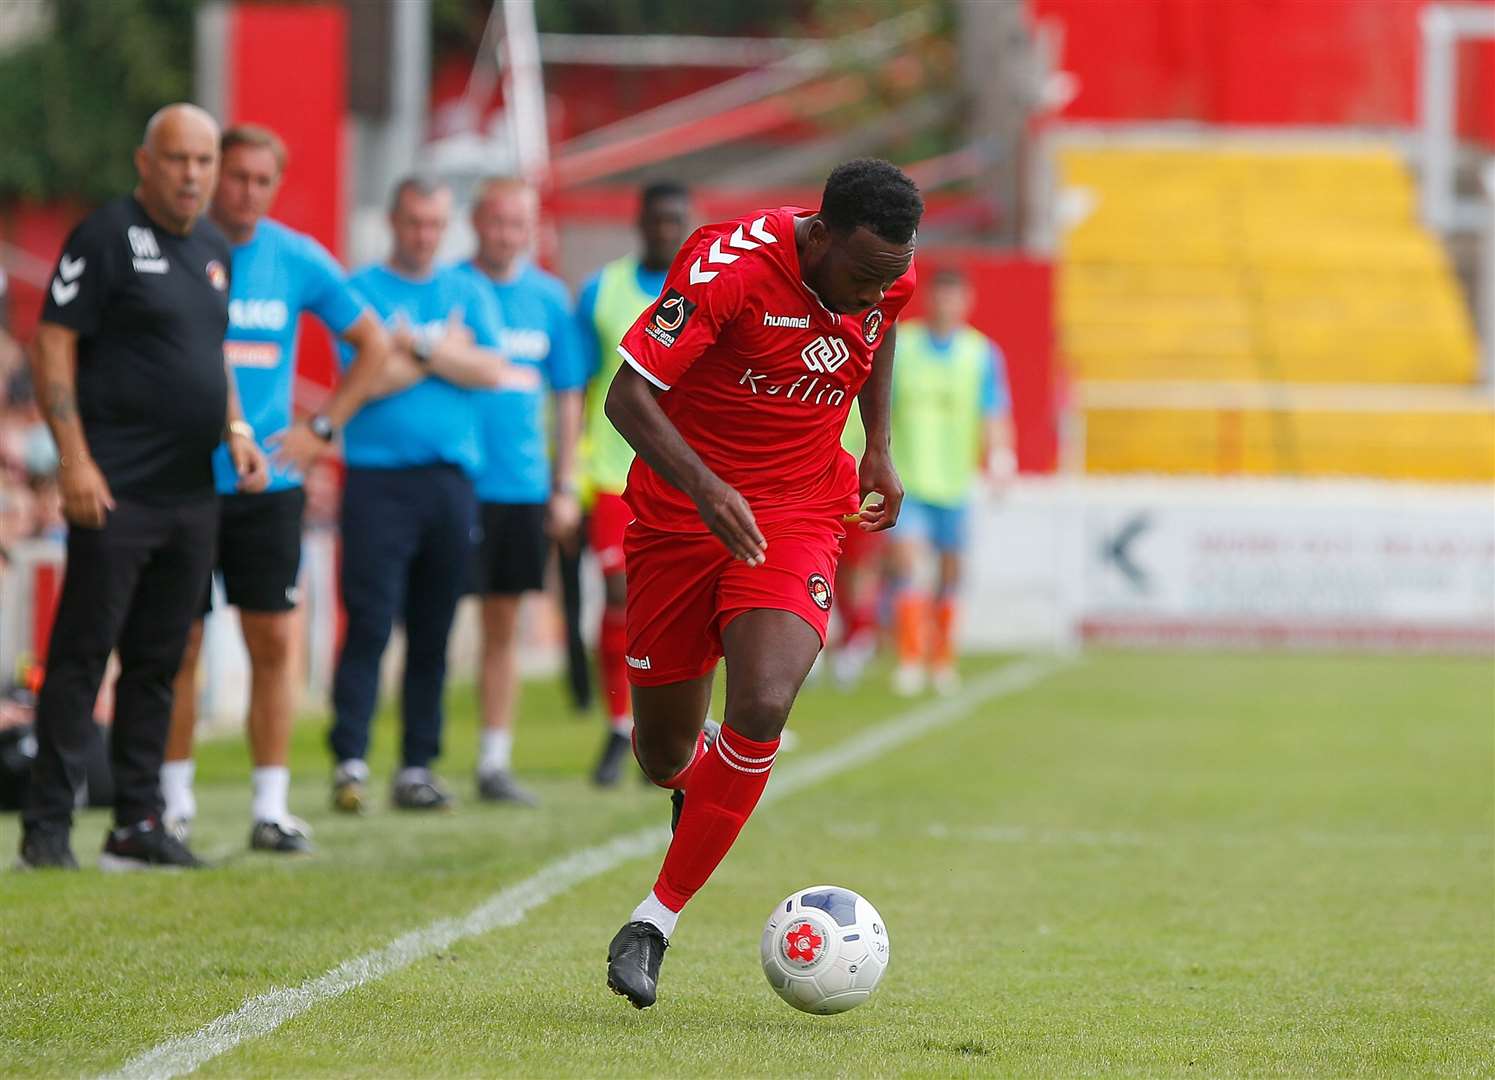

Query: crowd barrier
left=3, top=476, right=1490, bottom=725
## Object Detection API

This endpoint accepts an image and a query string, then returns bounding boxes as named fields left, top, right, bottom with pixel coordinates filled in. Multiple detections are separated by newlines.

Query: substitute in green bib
left=573, top=180, right=692, bottom=784
left=889, top=267, right=1012, bottom=697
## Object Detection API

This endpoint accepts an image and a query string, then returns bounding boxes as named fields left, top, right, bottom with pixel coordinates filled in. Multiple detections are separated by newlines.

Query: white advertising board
left=964, top=479, right=1495, bottom=652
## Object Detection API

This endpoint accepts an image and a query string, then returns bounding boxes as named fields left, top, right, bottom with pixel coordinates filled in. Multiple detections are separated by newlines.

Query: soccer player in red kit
left=602, top=159, right=923, bottom=1008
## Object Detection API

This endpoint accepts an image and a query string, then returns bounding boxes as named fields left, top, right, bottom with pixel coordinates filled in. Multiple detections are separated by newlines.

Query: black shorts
left=204, top=487, right=307, bottom=614
left=473, top=501, right=549, bottom=596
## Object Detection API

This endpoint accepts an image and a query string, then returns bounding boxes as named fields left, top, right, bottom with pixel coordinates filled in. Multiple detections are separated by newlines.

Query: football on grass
left=761, top=885, right=889, bottom=1014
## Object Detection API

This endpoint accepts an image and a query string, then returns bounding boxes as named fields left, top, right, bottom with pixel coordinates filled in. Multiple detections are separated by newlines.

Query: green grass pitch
left=2, top=651, right=1491, bottom=1077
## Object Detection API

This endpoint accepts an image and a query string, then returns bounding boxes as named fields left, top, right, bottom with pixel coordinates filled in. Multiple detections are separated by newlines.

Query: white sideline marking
left=102, top=657, right=1065, bottom=1080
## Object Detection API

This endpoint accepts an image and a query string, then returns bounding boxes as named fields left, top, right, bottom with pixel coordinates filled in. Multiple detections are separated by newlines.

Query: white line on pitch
left=101, top=656, right=1067, bottom=1080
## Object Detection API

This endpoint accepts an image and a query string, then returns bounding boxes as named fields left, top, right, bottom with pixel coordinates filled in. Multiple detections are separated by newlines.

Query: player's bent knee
left=633, top=735, right=695, bottom=784
left=724, top=687, right=795, bottom=743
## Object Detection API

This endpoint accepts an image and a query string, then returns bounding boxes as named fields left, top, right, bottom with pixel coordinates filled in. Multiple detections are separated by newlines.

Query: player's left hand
left=856, top=449, right=903, bottom=532
left=267, top=421, right=328, bottom=479
left=230, top=432, right=270, bottom=494
left=545, top=489, right=582, bottom=542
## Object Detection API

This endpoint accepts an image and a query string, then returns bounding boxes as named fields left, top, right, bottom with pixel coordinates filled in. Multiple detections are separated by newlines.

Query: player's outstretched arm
left=855, top=323, right=903, bottom=532
left=604, top=364, right=766, bottom=565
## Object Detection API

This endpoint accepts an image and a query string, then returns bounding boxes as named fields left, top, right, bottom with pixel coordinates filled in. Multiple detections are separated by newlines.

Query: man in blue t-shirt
left=459, top=177, right=586, bottom=806
left=159, top=124, right=391, bottom=855
left=329, top=176, right=535, bottom=815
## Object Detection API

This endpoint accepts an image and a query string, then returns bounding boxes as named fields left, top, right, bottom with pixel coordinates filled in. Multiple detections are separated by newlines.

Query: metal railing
left=1418, top=3, right=1495, bottom=234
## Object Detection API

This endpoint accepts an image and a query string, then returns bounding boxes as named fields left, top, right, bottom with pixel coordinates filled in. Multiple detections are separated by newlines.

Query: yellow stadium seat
left=1056, top=142, right=1487, bottom=481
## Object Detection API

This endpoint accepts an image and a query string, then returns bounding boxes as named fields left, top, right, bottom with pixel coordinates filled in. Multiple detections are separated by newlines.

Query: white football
left=760, top=885, right=890, bottom=1014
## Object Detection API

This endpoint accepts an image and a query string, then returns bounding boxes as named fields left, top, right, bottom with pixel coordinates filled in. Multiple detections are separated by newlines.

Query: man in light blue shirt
left=329, top=175, right=533, bottom=815
left=160, top=124, right=391, bottom=855
left=459, top=177, right=585, bottom=806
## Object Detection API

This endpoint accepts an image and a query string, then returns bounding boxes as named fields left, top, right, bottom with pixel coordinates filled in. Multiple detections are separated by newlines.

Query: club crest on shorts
left=862, top=308, right=884, bottom=346
left=645, top=289, right=697, bottom=348
left=205, top=260, right=228, bottom=291
left=807, top=573, right=832, bottom=611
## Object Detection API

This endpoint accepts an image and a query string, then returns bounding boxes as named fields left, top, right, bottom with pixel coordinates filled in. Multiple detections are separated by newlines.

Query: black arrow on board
left=1102, top=513, right=1152, bottom=592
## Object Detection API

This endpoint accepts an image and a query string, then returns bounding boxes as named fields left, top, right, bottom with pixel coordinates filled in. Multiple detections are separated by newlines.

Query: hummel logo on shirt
left=626, top=654, right=652, bottom=670
left=763, top=312, right=810, bottom=329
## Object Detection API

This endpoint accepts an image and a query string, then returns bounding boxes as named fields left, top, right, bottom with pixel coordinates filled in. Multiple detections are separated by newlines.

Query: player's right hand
left=694, top=479, right=767, bottom=566
left=60, top=457, right=115, bottom=528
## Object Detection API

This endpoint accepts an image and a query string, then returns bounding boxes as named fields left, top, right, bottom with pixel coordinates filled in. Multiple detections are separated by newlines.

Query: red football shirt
left=617, top=206, right=916, bottom=534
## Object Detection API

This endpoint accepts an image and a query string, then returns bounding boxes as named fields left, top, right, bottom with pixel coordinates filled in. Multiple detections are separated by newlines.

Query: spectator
left=459, top=176, right=585, bottom=806
left=573, top=180, right=692, bottom=785
left=159, top=123, right=391, bottom=857
left=887, top=267, right=1014, bottom=697
left=327, top=176, right=533, bottom=815
left=16, top=103, right=268, bottom=872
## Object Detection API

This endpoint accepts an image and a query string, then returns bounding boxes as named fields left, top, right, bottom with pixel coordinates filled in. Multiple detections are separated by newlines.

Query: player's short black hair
left=640, top=180, right=689, bottom=213
left=819, top=159, right=923, bottom=245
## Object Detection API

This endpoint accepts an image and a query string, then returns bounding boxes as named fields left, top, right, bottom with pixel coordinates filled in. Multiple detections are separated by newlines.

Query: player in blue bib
left=328, top=175, right=534, bottom=816
left=458, top=177, right=586, bottom=806
left=160, top=125, right=392, bottom=855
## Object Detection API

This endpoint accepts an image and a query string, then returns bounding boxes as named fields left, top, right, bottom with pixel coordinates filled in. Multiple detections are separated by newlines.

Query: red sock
left=653, top=725, right=779, bottom=912
left=634, top=727, right=709, bottom=790
left=599, top=606, right=631, bottom=723
left=843, top=595, right=878, bottom=648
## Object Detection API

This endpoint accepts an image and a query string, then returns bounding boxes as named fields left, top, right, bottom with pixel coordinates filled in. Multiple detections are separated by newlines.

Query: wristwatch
left=226, top=419, right=255, bottom=442
left=308, top=414, right=336, bottom=443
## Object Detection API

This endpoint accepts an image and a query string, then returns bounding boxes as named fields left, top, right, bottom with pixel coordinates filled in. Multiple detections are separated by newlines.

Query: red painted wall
left=1032, top=0, right=1495, bottom=141
left=1, top=202, right=86, bottom=342
left=227, top=2, right=348, bottom=391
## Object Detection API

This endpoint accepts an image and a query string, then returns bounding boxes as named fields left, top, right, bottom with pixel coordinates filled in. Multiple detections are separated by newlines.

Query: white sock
left=159, top=760, right=196, bottom=823
left=337, top=758, right=369, bottom=783
left=631, top=889, right=680, bottom=940
left=609, top=714, right=634, bottom=736
left=479, top=729, right=513, bottom=774
left=251, top=766, right=290, bottom=825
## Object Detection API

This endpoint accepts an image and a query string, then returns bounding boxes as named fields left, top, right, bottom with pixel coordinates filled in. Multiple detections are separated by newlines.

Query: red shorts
left=624, top=518, right=845, bottom=686
left=838, top=521, right=886, bottom=569
left=589, top=492, right=631, bottom=575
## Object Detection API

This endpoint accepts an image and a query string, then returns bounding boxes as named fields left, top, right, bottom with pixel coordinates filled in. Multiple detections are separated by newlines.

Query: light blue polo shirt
left=213, top=219, right=366, bottom=493
left=342, top=264, right=504, bottom=476
left=460, top=259, right=587, bottom=504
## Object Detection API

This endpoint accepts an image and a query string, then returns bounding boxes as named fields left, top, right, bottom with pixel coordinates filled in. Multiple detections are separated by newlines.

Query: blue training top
left=213, top=219, right=366, bottom=493
left=460, top=259, right=587, bottom=504
left=342, top=263, right=504, bottom=477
